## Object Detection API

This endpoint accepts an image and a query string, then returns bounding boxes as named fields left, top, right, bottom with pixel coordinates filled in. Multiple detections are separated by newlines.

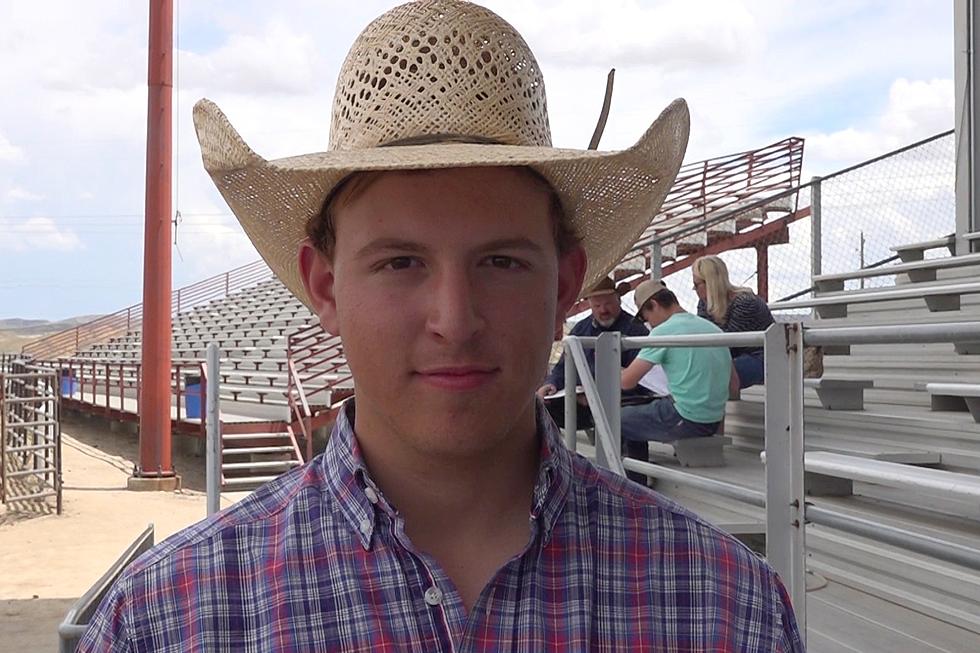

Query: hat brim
left=193, top=97, right=690, bottom=309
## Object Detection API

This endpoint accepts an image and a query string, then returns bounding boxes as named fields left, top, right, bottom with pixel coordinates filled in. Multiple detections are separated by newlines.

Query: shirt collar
left=320, top=398, right=573, bottom=549
left=321, top=400, right=381, bottom=550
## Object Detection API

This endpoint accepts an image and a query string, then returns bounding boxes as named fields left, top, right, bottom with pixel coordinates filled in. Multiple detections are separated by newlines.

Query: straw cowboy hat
left=193, top=0, right=690, bottom=308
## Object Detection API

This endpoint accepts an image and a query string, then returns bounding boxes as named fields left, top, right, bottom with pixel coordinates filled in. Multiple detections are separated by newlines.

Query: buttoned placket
left=369, top=491, right=461, bottom=653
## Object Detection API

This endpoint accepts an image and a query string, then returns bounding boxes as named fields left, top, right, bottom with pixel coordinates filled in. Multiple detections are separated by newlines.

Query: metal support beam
left=566, top=338, right=625, bottom=477
left=756, top=245, right=769, bottom=301
left=811, top=176, right=822, bottom=278
left=955, top=0, right=980, bottom=253
left=563, top=345, right=578, bottom=451
left=763, top=323, right=807, bottom=636
left=593, top=332, right=622, bottom=472
left=650, top=242, right=663, bottom=280
left=134, top=0, right=174, bottom=483
left=206, top=343, right=221, bottom=516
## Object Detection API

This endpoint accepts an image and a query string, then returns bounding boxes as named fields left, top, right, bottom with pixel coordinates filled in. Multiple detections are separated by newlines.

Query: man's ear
left=554, top=245, right=587, bottom=339
left=298, top=239, right=340, bottom=335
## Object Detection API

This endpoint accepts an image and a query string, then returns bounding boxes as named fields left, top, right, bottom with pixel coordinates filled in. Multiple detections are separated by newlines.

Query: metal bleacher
left=629, top=238, right=980, bottom=646
left=22, top=267, right=353, bottom=492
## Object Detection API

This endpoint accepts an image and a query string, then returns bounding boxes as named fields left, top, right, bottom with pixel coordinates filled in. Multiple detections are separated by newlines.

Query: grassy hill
left=0, top=315, right=102, bottom=354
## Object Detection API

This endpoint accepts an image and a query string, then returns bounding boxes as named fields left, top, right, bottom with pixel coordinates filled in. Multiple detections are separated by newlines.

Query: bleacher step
left=221, top=460, right=302, bottom=471
left=222, top=446, right=295, bottom=455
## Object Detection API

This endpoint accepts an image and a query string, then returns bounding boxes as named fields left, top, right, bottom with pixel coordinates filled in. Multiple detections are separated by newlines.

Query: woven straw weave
left=193, top=0, right=690, bottom=309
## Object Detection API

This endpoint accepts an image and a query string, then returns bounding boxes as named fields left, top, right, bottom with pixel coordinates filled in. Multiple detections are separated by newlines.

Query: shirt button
left=364, top=487, right=379, bottom=504
left=423, top=586, right=443, bottom=606
left=359, top=518, right=372, bottom=535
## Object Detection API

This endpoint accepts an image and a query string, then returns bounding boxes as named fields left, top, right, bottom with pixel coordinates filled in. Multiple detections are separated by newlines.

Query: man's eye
left=383, top=256, right=421, bottom=270
left=486, top=255, right=523, bottom=269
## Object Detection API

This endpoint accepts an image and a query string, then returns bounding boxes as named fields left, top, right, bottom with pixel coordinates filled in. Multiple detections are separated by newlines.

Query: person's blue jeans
left=733, top=349, right=765, bottom=388
left=620, top=398, right=720, bottom=484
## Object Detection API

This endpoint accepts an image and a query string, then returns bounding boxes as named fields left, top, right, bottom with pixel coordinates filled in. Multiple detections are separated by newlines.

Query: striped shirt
left=698, top=292, right=775, bottom=357
left=79, top=400, right=803, bottom=652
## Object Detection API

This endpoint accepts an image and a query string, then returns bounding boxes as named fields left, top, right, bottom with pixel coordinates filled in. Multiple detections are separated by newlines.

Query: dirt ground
left=0, top=413, right=245, bottom=651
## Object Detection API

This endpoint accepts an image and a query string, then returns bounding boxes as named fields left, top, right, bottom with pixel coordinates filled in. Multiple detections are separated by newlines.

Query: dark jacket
left=546, top=309, right=651, bottom=391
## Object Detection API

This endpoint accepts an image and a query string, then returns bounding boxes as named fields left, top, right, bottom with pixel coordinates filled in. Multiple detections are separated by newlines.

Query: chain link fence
left=650, top=131, right=955, bottom=314
left=812, top=131, right=955, bottom=290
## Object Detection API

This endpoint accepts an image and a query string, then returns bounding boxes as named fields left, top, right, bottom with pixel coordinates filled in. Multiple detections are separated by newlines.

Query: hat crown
left=330, top=0, right=552, bottom=151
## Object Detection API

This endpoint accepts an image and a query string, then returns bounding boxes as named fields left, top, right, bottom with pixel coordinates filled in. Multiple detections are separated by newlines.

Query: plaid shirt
left=79, top=401, right=803, bottom=652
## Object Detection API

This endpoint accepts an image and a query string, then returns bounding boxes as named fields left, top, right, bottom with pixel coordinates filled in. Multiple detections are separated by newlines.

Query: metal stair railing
left=287, top=324, right=352, bottom=451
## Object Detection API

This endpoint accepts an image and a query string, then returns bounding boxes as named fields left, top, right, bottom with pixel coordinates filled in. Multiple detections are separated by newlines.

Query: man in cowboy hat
left=537, top=275, right=656, bottom=428
left=80, top=1, right=802, bottom=651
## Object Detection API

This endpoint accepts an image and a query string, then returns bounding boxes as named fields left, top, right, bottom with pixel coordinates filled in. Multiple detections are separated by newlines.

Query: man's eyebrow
left=354, top=237, right=546, bottom=258
left=354, top=238, right=429, bottom=259
left=475, top=238, right=547, bottom=255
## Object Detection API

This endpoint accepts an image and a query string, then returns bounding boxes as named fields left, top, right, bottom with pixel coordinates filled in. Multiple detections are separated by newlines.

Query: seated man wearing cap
left=620, top=279, right=732, bottom=481
left=79, top=1, right=801, bottom=651
left=536, top=275, right=653, bottom=429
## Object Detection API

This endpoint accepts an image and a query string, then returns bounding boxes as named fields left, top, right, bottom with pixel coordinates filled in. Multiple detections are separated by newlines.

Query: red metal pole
left=756, top=244, right=770, bottom=302
left=134, top=0, right=175, bottom=484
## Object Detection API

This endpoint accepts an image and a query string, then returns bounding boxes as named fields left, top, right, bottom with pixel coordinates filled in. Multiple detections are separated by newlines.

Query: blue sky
left=0, top=1, right=956, bottom=320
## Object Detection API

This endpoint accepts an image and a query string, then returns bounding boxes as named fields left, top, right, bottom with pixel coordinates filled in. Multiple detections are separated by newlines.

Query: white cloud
left=179, top=22, right=321, bottom=95
left=0, top=131, right=23, bottom=162
left=486, top=0, right=764, bottom=69
left=806, top=78, right=954, bottom=170
left=0, top=217, right=83, bottom=252
left=175, top=222, right=260, bottom=280
left=5, top=187, right=42, bottom=201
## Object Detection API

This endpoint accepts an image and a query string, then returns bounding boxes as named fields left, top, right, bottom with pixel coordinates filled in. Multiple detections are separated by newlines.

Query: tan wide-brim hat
left=193, top=0, right=689, bottom=309
left=583, top=276, right=622, bottom=298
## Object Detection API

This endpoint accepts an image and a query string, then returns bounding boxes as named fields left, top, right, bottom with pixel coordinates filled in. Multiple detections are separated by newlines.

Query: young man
left=620, top=279, right=733, bottom=479
left=536, top=275, right=653, bottom=429
left=79, top=1, right=803, bottom=650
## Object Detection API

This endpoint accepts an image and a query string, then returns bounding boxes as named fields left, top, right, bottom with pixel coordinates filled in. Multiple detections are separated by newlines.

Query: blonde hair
left=692, top=255, right=752, bottom=324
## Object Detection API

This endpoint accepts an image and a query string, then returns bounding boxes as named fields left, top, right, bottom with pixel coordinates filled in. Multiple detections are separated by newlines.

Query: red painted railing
left=623, top=136, right=804, bottom=261
left=22, top=260, right=273, bottom=360
left=286, top=323, right=351, bottom=460
left=38, top=359, right=208, bottom=437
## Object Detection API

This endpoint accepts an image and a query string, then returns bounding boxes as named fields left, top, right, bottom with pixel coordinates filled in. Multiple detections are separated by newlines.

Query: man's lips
left=414, top=366, right=500, bottom=391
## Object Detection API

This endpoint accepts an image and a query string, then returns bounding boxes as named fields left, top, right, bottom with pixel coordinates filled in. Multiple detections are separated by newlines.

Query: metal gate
left=1, top=358, right=62, bottom=513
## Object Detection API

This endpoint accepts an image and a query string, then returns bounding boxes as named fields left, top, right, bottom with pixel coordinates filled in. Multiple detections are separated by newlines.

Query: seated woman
left=692, top=255, right=774, bottom=391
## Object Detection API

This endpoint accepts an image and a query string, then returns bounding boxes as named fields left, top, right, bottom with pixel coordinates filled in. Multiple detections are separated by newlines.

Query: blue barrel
left=59, top=372, right=76, bottom=397
left=185, top=375, right=202, bottom=419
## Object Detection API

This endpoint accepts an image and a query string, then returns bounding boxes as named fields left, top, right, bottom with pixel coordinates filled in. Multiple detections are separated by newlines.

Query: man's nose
left=425, top=267, right=485, bottom=344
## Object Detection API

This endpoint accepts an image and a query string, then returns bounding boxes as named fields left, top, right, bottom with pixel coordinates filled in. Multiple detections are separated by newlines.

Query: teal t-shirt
left=637, top=312, right=731, bottom=423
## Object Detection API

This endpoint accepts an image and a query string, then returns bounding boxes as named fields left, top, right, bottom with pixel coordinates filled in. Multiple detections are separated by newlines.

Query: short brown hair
left=306, top=167, right=580, bottom=259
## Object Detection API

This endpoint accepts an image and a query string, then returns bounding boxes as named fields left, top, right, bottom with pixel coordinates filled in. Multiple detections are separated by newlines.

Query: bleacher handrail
left=574, top=318, right=980, bottom=638
left=22, top=260, right=273, bottom=360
